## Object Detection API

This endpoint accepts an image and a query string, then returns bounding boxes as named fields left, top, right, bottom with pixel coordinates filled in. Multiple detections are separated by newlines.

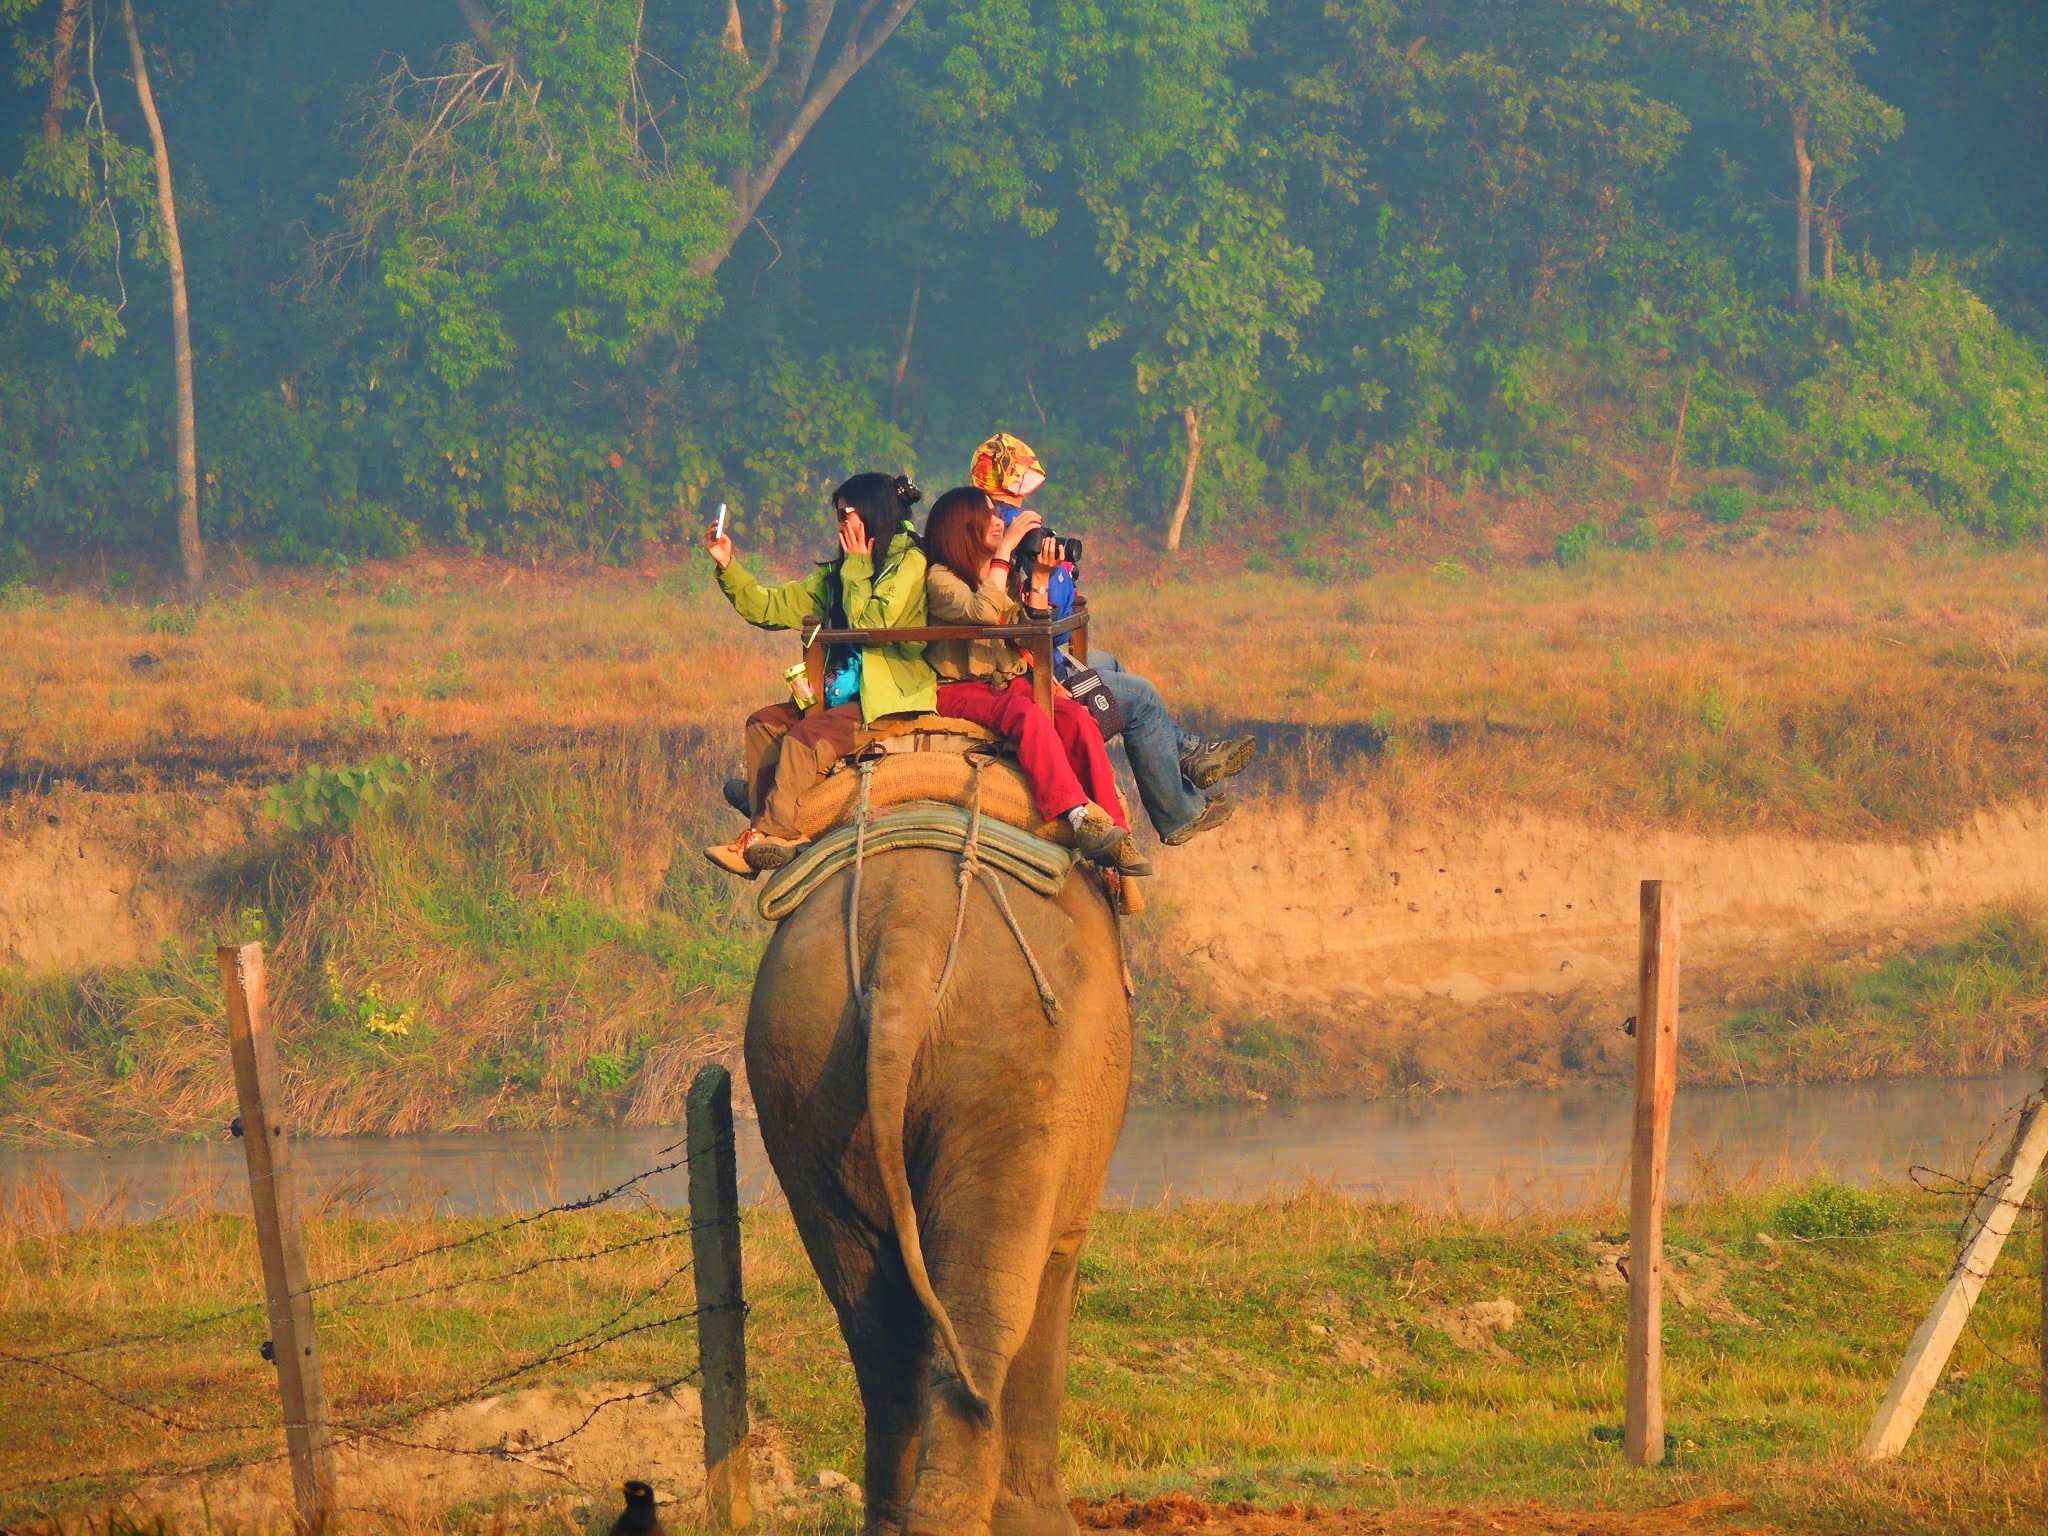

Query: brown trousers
left=744, top=700, right=871, bottom=838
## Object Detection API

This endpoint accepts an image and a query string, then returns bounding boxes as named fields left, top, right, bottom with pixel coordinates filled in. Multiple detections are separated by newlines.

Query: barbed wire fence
left=0, top=942, right=754, bottom=1531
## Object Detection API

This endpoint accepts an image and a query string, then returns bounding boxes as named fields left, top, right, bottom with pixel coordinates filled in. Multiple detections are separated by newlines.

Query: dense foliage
left=1, top=0, right=2044, bottom=567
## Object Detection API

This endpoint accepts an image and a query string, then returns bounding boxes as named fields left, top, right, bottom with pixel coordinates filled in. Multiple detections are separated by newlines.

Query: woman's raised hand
left=994, top=509, right=1041, bottom=561
left=704, top=523, right=735, bottom=569
left=838, top=510, right=872, bottom=555
left=1032, top=531, right=1060, bottom=581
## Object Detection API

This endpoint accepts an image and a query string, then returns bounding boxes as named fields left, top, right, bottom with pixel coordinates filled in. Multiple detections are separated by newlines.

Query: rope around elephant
left=843, top=755, right=1064, bottom=1028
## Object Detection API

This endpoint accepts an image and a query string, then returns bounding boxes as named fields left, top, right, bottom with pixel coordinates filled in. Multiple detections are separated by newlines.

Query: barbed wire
left=2, top=1131, right=734, bottom=1369
left=329, top=1371, right=704, bottom=1471
left=0, top=1125, right=745, bottom=1513
left=0, top=1345, right=270, bottom=1437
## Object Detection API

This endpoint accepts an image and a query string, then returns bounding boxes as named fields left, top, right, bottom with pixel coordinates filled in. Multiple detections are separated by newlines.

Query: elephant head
left=744, top=846, right=1133, bottom=1536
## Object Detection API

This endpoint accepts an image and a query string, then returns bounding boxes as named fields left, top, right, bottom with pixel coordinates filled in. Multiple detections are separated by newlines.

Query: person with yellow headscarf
left=964, top=431, right=1253, bottom=846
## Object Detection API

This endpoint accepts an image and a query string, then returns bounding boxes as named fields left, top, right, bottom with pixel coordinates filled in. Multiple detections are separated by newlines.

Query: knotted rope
left=846, top=758, right=876, bottom=1016
left=934, top=757, right=1063, bottom=1027
left=844, top=754, right=1063, bottom=1029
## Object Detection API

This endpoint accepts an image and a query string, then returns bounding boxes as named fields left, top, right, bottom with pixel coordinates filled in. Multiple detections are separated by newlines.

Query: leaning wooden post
left=688, top=1066, right=753, bottom=1530
left=1625, top=880, right=1681, bottom=1467
left=1861, top=1076, right=2048, bottom=1461
left=219, top=942, right=337, bottom=1527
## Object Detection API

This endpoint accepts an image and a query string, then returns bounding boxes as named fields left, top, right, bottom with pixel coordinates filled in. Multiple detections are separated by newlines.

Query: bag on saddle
left=1061, top=666, right=1125, bottom=742
left=823, top=651, right=862, bottom=708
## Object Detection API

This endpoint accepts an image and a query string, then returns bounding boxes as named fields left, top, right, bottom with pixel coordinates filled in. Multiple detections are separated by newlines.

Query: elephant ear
left=863, top=933, right=991, bottom=1420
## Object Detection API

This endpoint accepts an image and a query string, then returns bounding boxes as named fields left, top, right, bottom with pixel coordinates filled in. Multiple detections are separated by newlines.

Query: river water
left=3, top=1071, right=2035, bottom=1226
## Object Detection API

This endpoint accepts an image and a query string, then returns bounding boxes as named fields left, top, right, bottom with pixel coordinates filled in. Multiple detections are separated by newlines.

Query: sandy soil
left=1155, top=789, right=2048, bottom=1060
left=1079, top=1491, right=1770, bottom=1535
left=105, top=1380, right=840, bottom=1533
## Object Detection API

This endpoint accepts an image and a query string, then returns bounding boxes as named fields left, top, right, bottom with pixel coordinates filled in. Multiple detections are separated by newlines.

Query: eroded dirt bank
left=4, top=777, right=2046, bottom=1130
left=1159, top=792, right=2048, bottom=1011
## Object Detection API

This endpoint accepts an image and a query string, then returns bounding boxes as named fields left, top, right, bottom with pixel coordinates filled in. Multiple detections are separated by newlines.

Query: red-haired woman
left=922, top=486, right=1150, bottom=876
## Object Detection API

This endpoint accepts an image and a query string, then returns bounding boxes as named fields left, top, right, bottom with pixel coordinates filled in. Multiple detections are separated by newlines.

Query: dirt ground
left=1078, top=1492, right=1769, bottom=1535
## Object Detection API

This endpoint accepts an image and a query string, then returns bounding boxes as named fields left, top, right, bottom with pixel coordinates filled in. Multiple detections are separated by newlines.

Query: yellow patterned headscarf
left=969, top=432, right=1046, bottom=501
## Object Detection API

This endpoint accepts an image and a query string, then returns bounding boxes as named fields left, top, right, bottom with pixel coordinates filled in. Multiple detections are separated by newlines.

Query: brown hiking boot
left=705, top=829, right=765, bottom=876
left=1161, top=791, right=1235, bottom=847
left=1104, top=834, right=1154, bottom=878
left=742, top=831, right=806, bottom=871
left=1180, top=735, right=1254, bottom=790
left=704, top=826, right=803, bottom=876
left=1069, top=803, right=1126, bottom=862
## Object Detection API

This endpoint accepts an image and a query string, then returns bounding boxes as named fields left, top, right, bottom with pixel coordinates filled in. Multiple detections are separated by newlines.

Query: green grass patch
left=2, top=1189, right=2044, bottom=1531
left=1719, top=908, right=2048, bottom=1080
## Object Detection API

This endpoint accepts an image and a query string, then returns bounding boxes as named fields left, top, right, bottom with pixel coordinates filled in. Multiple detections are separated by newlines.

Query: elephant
left=744, top=845, right=1133, bottom=1536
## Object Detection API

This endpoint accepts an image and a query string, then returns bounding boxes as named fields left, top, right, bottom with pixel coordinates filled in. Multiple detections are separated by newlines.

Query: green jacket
left=715, top=524, right=938, bottom=723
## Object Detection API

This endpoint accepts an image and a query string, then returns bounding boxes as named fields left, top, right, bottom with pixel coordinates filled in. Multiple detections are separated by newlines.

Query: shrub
left=1790, top=273, right=2048, bottom=539
left=1555, top=518, right=1604, bottom=567
left=1690, top=486, right=1747, bottom=525
left=1769, top=1182, right=1901, bottom=1240
left=264, top=756, right=415, bottom=832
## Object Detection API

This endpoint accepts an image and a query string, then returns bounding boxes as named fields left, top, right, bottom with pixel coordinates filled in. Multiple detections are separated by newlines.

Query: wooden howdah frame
left=801, top=597, right=1090, bottom=723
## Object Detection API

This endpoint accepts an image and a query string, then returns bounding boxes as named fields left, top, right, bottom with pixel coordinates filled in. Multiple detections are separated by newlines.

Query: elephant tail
left=864, top=939, right=991, bottom=1421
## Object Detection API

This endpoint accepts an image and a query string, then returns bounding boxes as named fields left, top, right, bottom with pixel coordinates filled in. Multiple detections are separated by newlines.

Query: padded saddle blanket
left=758, top=803, right=1075, bottom=922
left=787, top=717, right=1078, bottom=845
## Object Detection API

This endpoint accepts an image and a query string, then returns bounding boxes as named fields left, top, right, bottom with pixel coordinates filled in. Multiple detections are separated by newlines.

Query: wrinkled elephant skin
left=745, top=848, right=1133, bottom=1536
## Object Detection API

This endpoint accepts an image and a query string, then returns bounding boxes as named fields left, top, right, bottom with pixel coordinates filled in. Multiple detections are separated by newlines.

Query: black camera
left=1014, top=525, right=1083, bottom=573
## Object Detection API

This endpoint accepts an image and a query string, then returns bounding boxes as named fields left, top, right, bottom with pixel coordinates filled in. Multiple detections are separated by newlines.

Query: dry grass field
left=5, top=533, right=2046, bottom=835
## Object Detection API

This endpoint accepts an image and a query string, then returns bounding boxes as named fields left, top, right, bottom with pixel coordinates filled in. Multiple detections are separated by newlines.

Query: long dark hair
left=923, top=486, right=995, bottom=589
left=832, top=472, right=922, bottom=537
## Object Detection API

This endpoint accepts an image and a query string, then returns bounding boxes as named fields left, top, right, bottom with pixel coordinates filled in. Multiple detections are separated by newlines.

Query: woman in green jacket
left=703, top=472, right=936, bottom=874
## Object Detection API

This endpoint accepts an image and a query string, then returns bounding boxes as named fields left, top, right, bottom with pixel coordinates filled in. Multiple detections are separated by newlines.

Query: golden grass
left=5, top=537, right=2046, bottom=835
left=3, top=1183, right=2045, bottom=1533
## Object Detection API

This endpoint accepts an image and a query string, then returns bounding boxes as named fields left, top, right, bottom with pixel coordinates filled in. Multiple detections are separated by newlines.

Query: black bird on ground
left=609, top=1479, right=665, bottom=1536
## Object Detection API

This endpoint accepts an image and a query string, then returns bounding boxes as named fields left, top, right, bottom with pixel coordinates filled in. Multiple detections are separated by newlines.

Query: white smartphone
left=713, top=502, right=727, bottom=539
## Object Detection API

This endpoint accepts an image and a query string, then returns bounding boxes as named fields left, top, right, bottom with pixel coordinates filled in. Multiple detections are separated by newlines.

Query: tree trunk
left=44, top=0, right=86, bottom=144
left=1664, top=371, right=1693, bottom=507
left=890, top=275, right=921, bottom=420
left=1791, top=107, right=1814, bottom=314
left=1165, top=405, right=1201, bottom=553
left=121, top=0, right=202, bottom=595
left=1820, top=202, right=1839, bottom=284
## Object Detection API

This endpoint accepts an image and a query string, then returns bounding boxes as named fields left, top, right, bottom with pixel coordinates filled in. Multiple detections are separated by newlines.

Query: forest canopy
left=1, top=0, right=2044, bottom=576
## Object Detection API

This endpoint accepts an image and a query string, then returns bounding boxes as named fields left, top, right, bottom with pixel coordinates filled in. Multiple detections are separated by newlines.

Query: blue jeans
left=1087, top=650, right=1206, bottom=840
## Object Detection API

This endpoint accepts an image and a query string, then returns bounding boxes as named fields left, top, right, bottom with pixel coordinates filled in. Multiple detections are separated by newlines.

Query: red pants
left=935, top=678, right=1128, bottom=830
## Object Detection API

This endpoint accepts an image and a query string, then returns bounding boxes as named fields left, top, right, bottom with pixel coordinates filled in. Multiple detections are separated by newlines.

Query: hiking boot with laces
left=1069, top=803, right=1126, bottom=862
left=743, top=831, right=805, bottom=871
left=1180, top=735, right=1255, bottom=791
left=705, top=827, right=806, bottom=876
left=1161, top=790, right=1235, bottom=847
left=705, top=829, right=765, bottom=876
left=722, top=776, right=751, bottom=815
left=1104, top=834, right=1154, bottom=878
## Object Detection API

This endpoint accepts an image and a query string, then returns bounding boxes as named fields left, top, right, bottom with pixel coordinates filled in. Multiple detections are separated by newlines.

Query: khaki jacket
left=924, top=564, right=1030, bottom=686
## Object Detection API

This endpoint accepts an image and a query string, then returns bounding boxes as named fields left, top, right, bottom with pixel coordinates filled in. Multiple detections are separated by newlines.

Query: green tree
left=1696, top=0, right=1900, bottom=311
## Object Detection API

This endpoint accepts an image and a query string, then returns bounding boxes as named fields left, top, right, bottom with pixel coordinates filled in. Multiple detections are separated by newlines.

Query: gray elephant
left=745, top=846, right=1132, bottom=1536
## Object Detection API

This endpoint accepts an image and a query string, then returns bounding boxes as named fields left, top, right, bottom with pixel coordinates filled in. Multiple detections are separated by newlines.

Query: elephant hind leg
left=904, top=1200, right=1065, bottom=1536
left=845, top=1276, right=932, bottom=1536
left=992, top=1230, right=1087, bottom=1536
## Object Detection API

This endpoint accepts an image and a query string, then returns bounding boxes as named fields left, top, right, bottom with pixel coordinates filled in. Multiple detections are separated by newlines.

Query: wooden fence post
left=688, top=1066, right=753, bottom=1530
left=219, top=942, right=337, bottom=1527
left=1860, top=1080, right=2048, bottom=1461
left=1625, top=880, right=1680, bottom=1467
